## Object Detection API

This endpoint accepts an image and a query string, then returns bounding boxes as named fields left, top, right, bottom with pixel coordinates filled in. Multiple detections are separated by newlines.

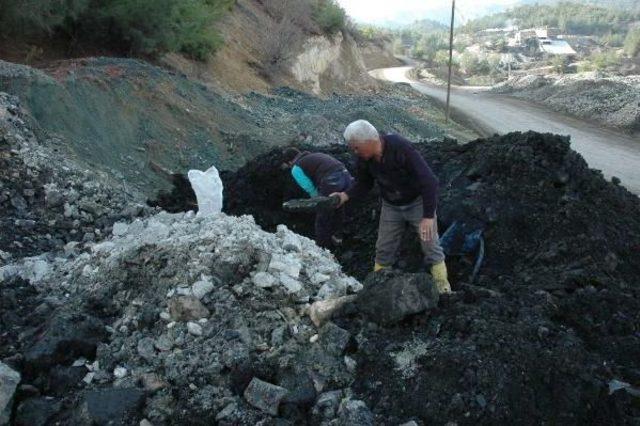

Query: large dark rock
left=337, top=399, right=374, bottom=426
left=23, top=312, right=106, bottom=373
left=244, top=378, right=288, bottom=416
left=46, top=366, right=87, bottom=396
left=319, top=322, right=351, bottom=356
left=15, top=397, right=61, bottom=426
left=80, top=388, right=146, bottom=425
left=356, top=271, right=439, bottom=325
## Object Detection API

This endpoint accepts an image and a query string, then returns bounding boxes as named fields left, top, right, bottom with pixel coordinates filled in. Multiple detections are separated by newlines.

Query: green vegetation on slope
left=624, top=27, right=640, bottom=58
left=313, top=0, right=347, bottom=35
left=462, top=2, right=640, bottom=36
left=0, top=0, right=236, bottom=60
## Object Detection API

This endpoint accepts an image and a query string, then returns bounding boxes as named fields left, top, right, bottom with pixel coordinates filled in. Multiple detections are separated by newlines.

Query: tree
left=0, top=0, right=235, bottom=60
left=313, top=0, right=346, bottom=35
left=413, top=31, right=448, bottom=63
left=550, top=55, right=570, bottom=74
left=624, top=27, right=640, bottom=58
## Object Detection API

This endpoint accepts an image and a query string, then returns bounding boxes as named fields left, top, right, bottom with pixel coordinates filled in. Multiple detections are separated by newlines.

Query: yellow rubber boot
left=430, top=261, right=452, bottom=294
left=373, top=263, right=387, bottom=272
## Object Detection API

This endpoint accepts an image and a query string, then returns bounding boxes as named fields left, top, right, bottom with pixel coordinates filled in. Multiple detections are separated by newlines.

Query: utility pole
left=445, top=0, right=455, bottom=123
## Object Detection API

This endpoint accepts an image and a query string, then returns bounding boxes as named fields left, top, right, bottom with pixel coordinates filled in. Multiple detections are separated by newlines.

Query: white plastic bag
left=187, top=165, right=223, bottom=217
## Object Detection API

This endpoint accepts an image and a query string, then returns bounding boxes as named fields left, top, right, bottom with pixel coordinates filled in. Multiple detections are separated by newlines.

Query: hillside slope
left=163, top=0, right=397, bottom=95
left=0, top=58, right=470, bottom=197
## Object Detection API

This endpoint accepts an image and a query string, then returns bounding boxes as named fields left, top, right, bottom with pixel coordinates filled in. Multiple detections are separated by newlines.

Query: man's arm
left=404, top=145, right=439, bottom=218
left=344, top=160, right=374, bottom=202
left=291, top=166, right=319, bottom=197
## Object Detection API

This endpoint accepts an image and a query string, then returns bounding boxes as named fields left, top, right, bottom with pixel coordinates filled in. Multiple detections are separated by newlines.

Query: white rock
left=282, top=232, right=302, bottom=252
left=82, top=372, right=95, bottom=384
left=344, top=356, right=357, bottom=373
left=317, top=279, right=347, bottom=300
left=187, top=322, right=203, bottom=336
left=311, top=272, right=331, bottom=285
left=72, top=358, right=87, bottom=367
left=279, top=274, right=303, bottom=294
left=310, top=334, right=319, bottom=343
left=343, top=276, right=363, bottom=293
left=113, top=366, right=127, bottom=378
left=191, top=276, right=214, bottom=299
left=269, top=254, right=301, bottom=278
left=112, top=222, right=129, bottom=237
left=176, top=286, right=192, bottom=296
left=159, top=312, right=171, bottom=321
left=252, top=272, right=276, bottom=288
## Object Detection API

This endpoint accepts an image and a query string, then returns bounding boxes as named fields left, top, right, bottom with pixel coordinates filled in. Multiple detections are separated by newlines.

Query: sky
left=335, top=0, right=524, bottom=26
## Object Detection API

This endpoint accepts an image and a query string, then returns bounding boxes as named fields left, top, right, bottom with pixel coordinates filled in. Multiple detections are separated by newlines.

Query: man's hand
left=419, top=218, right=435, bottom=241
left=330, top=192, right=349, bottom=207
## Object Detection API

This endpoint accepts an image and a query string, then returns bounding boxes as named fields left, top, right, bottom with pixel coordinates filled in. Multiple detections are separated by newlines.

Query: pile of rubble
left=1, top=210, right=391, bottom=424
left=493, top=73, right=640, bottom=131
left=0, top=92, right=149, bottom=261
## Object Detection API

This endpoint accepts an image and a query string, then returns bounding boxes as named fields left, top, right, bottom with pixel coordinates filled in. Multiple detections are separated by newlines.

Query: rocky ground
left=492, top=72, right=640, bottom=133
left=0, top=92, right=151, bottom=260
left=153, top=130, right=640, bottom=423
left=1, top=62, right=640, bottom=424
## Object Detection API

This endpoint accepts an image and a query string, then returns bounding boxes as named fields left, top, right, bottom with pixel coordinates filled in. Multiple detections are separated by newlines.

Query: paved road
left=371, top=66, right=640, bottom=194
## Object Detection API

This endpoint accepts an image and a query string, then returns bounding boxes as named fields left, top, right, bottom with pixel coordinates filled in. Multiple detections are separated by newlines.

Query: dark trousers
left=375, top=198, right=445, bottom=267
left=316, top=169, right=353, bottom=248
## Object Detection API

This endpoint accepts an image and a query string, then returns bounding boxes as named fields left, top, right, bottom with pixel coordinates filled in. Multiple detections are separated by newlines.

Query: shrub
left=460, top=51, right=490, bottom=75
left=0, top=0, right=90, bottom=36
left=579, top=51, right=622, bottom=72
left=313, top=0, right=346, bottom=35
left=0, top=0, right=235, bottom=60
left=550, top=55, right=570, bottom=74
left=624, top=27, right=640, bottom=58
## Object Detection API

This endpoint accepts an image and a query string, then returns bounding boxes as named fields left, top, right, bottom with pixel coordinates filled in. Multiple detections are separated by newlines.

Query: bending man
left=332, top=120, right=452, bottom=293
left=283, top=148, right=353, bottom=248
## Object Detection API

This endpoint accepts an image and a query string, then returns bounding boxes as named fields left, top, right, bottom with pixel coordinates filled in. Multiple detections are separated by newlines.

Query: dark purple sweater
left=295, top=152, right=346, bottom=185
left=346, top=134, right=439, bottom=218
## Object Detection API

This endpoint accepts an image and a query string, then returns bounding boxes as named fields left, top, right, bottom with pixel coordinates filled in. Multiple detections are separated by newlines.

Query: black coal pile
left=0, top=92, right=151, bottom=260
left=174, top=130, right=639, bottom=424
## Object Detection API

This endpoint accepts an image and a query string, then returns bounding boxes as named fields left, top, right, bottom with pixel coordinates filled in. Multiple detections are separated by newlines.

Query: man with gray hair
left=332, top=119, right=451, bottom=293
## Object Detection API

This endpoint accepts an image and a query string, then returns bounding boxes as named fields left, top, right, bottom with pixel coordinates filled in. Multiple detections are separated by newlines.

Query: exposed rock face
left=290, top=32, right=374, bottom=95
left=357, top=37, right=403, bottom=70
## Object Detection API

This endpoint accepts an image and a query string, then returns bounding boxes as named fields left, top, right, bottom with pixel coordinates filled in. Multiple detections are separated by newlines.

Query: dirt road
left=371, top=66, right=640, bottom=194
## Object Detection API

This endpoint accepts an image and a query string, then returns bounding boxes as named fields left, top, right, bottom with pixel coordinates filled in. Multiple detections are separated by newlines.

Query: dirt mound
left=210, top=131, right=640, bottom=423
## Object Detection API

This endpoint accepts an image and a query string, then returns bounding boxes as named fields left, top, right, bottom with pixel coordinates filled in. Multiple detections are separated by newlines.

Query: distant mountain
left=349, top=0, right=639, bottom=29
left=408, top=19, right=448, bottom=33
left=461, top=1, right=640, bottom=35
left=584, top=0, right=640, bottom=11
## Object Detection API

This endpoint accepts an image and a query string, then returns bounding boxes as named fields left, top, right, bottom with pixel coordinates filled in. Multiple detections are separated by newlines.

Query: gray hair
left=343, top=119, right=378, bottom=144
